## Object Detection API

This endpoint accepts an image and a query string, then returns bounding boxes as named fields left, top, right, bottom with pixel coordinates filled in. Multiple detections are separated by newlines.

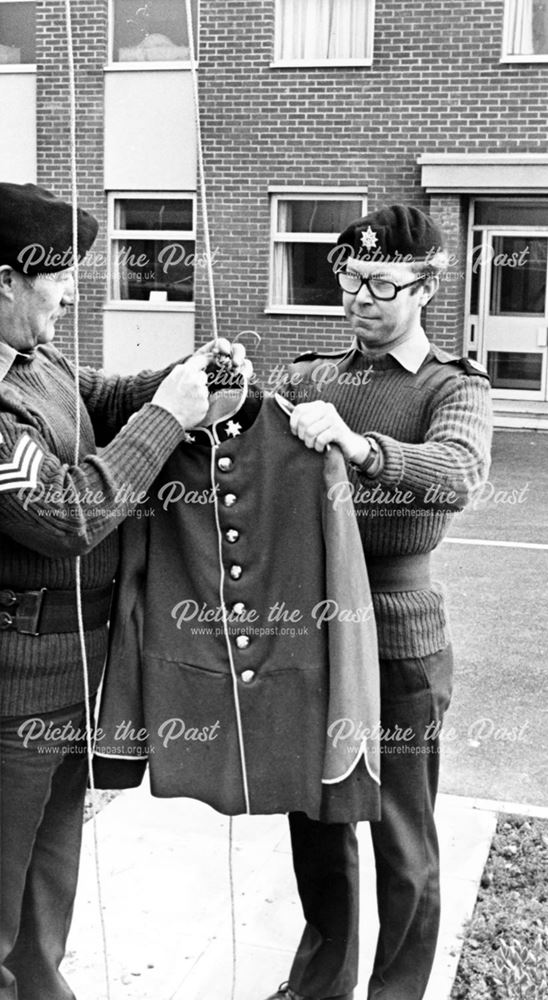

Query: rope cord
left=211, top=443, right=248, bottom=1000
left=229, top=816, right=238, bottom=1000
left=185, top=4, right=240, bottom=997
left=64, top=2, right=232, bottom=995
left=185, top=0, right=218, bottom=340
left=64, top=2, right=111, bottom=996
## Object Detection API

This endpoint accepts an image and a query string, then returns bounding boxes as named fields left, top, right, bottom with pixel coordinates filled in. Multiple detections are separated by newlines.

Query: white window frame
left=107, top=0, right=199, bottom=71
left=272, top=0, right=375, bottom=68
left=0, top=0, right=36, bottom=73
left=501, top=0, right=548, bottom=62
left=107, top=192, right=196, bottom=312
left=267, top=187, right=367, bottom=316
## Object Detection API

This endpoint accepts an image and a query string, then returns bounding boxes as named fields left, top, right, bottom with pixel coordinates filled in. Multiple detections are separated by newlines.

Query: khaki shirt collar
left=353, top=328, right=430, bottom=375
left=0, top=341, right=19, bottom=382
left=389, top=327, right=431, bottom=374
left=0, top=341, right=36, bottom=382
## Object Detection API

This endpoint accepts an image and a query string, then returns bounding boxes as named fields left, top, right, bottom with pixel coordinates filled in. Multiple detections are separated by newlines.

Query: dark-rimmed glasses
left=336, top=267, right=426, bottom=301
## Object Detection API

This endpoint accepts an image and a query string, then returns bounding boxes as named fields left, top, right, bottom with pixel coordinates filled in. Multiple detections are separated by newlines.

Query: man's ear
left=420, top=274, right=439, bottom=307
left=0, top=266, right=16, bottom=301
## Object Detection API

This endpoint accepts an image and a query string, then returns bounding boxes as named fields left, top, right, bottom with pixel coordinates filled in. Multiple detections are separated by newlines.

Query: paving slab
left=433, top=540, right=548, bottom=807
left=62, top=787, right=496, bottom=1000
left=449, top=430, right=548, bottom=546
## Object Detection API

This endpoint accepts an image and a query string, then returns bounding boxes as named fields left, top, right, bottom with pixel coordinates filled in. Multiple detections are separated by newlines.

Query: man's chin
left=38, top=327, right=57, bottom=344
left=355, top=329, right=383, bottom=350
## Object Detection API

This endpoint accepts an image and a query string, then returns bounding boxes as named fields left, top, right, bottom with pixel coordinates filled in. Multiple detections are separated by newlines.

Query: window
left=0, top=1, right=35, bottom=66
left=503, top=0, right=548, bottom=60
left=269, top=192, right=366, bottom=313
left=111, top=0, right=198, bottom=64
left=109, top=195, right=196, bottom=306
left=274, top=0, right=374, bottom=65
left=489, top=236, right=547, bottom=315
left=474, top=198, right=548, bottom=227
left=487, top=352, right=543, bottom=390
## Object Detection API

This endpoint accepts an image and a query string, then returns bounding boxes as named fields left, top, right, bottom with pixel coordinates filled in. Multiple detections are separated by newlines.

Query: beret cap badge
left=360, top=226, right=378, bottom=251
left=336, top=205, right=447, bottom=268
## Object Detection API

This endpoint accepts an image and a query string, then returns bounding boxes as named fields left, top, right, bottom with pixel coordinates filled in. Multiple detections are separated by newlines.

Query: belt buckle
left=0, top=589, right=17, bottom=608
left=0, top=610, right=15, bottom=630
left=17, top=589, right=46, bottom=636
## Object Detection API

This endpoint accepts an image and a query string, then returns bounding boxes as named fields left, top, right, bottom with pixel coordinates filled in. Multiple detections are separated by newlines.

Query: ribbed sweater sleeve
left=365, top=375, right=492, bottom=510
left=0, top=402, right=185, bottom=558
left=280, top=346, right=493, bottom=658
left=48, top=346, right=185, bottom=441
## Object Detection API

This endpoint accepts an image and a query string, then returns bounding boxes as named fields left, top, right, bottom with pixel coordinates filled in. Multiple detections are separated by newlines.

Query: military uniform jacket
left=95, top=390, right=381, bottom=822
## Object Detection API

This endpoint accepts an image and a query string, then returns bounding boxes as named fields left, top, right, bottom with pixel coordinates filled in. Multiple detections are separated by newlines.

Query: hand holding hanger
left=151, top=353, right=210, bottom=429
left=196, top=337, right=254, bottom=382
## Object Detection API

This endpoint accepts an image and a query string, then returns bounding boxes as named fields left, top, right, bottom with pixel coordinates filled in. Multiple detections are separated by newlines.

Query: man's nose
left=355, top=279, right=375, bottom=305
left=61, top=273, right=75, bottom=304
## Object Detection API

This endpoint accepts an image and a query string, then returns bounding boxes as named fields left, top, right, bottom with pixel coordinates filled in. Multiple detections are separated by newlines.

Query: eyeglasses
left=336, top=267, right=426, bottom=301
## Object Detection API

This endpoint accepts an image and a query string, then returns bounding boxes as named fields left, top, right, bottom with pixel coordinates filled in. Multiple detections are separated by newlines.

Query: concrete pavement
left=62, top=785, right=496, bottom=1000
left=62, top=429, right=548, bottom=999
left=433, top=430, right=548, bottom=807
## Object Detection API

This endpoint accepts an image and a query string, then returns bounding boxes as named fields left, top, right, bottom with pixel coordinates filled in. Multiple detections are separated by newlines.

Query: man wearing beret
left=0, top=181, right=248, bottom=1000
left=266, top=206, right=492, bottom=1000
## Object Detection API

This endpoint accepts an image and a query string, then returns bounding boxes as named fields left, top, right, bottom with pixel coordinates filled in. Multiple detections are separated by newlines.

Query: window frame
left=272, top=0, right=375, bottom=68
left=107, top=191, right=197, bottom=312
left=0, top=0, right=36, bottom=72
left=267, top=187, right=367, bottom=316
left=501, top=0, right=548, bottom=63
left=107, top=0, right=199, bottom=71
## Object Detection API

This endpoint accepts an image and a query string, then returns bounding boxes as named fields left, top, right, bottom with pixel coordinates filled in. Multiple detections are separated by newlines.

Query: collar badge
left=225, top=420, right=242, bottom=438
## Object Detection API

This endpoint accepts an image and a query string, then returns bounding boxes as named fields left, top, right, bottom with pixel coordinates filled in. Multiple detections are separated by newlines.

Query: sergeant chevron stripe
left=0, top=434, right=44, bottom=493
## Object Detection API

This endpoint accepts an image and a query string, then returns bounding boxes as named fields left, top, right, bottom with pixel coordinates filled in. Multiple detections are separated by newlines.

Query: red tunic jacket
left=95, top=391, right=381, bottom=822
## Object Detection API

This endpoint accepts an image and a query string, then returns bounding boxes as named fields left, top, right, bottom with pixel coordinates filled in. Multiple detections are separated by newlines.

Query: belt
left=0, top=585, right=113, bottom=636
left=367, top=554, right=432, bottom=593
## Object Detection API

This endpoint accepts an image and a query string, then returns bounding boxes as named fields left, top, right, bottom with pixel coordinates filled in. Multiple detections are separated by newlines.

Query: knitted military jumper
left=287, top=344, right=492, bottom=658
left=0, top=344, right=186, bottom=716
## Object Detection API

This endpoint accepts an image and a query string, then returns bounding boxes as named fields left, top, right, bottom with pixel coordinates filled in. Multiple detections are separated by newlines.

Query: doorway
left=467, top=201, right=548, bottom=401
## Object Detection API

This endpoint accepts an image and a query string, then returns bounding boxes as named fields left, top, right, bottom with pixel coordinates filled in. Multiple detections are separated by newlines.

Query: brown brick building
left=1, top=0, right=548, bottom=426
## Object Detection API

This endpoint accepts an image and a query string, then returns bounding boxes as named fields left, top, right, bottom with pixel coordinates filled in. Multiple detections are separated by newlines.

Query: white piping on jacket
left=209, top=433, right=251, bottom=815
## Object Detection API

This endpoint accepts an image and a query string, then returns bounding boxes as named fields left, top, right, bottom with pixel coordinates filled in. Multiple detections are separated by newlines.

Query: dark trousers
left=288, top=646, right=453, bottom=1000
left=0, top=702, right=90, bottom=1000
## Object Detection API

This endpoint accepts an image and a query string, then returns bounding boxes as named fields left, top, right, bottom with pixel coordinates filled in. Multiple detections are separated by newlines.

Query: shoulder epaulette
left=430, top=345, right=490, bottom=380
left=439, top=356, right=490, bottom=380
left=454, top=357, right=490, bottom=379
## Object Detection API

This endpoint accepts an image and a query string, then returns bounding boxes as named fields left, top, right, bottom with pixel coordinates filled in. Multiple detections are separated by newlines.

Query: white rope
left=64, top=2, right=112, bottom=996
left=228, top=816, right=238, bottom=999
left=65, top=3, right=230, bottom=996
left=185, top=5, right=240, bottom=997
left=185, top=0, right=219, bottom=340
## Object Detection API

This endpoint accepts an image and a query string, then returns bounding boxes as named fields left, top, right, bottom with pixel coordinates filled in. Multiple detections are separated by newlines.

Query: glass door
left=481, top=232, right=548, bottom=400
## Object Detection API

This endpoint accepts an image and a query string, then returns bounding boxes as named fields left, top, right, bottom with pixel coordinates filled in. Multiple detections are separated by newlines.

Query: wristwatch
left=348, top=436, right=384, bottom=477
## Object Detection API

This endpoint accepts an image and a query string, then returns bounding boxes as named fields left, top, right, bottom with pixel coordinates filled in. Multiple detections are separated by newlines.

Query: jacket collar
left=190, top=371, right=263, bottom=446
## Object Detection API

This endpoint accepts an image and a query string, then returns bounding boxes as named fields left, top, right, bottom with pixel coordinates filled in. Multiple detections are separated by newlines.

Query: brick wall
left=36, top=0, right=108, bottom=365
left=196, top=0, right=548, bottom=379
left=31, top=0, right=548, bottom=375
left=427, top=195, right=470, bottom=353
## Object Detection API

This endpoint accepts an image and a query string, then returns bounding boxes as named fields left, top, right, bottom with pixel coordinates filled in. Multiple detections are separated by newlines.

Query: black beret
left=0, top=182, right=99, bottom=275
left=336, top=204, right=446, bottom=265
